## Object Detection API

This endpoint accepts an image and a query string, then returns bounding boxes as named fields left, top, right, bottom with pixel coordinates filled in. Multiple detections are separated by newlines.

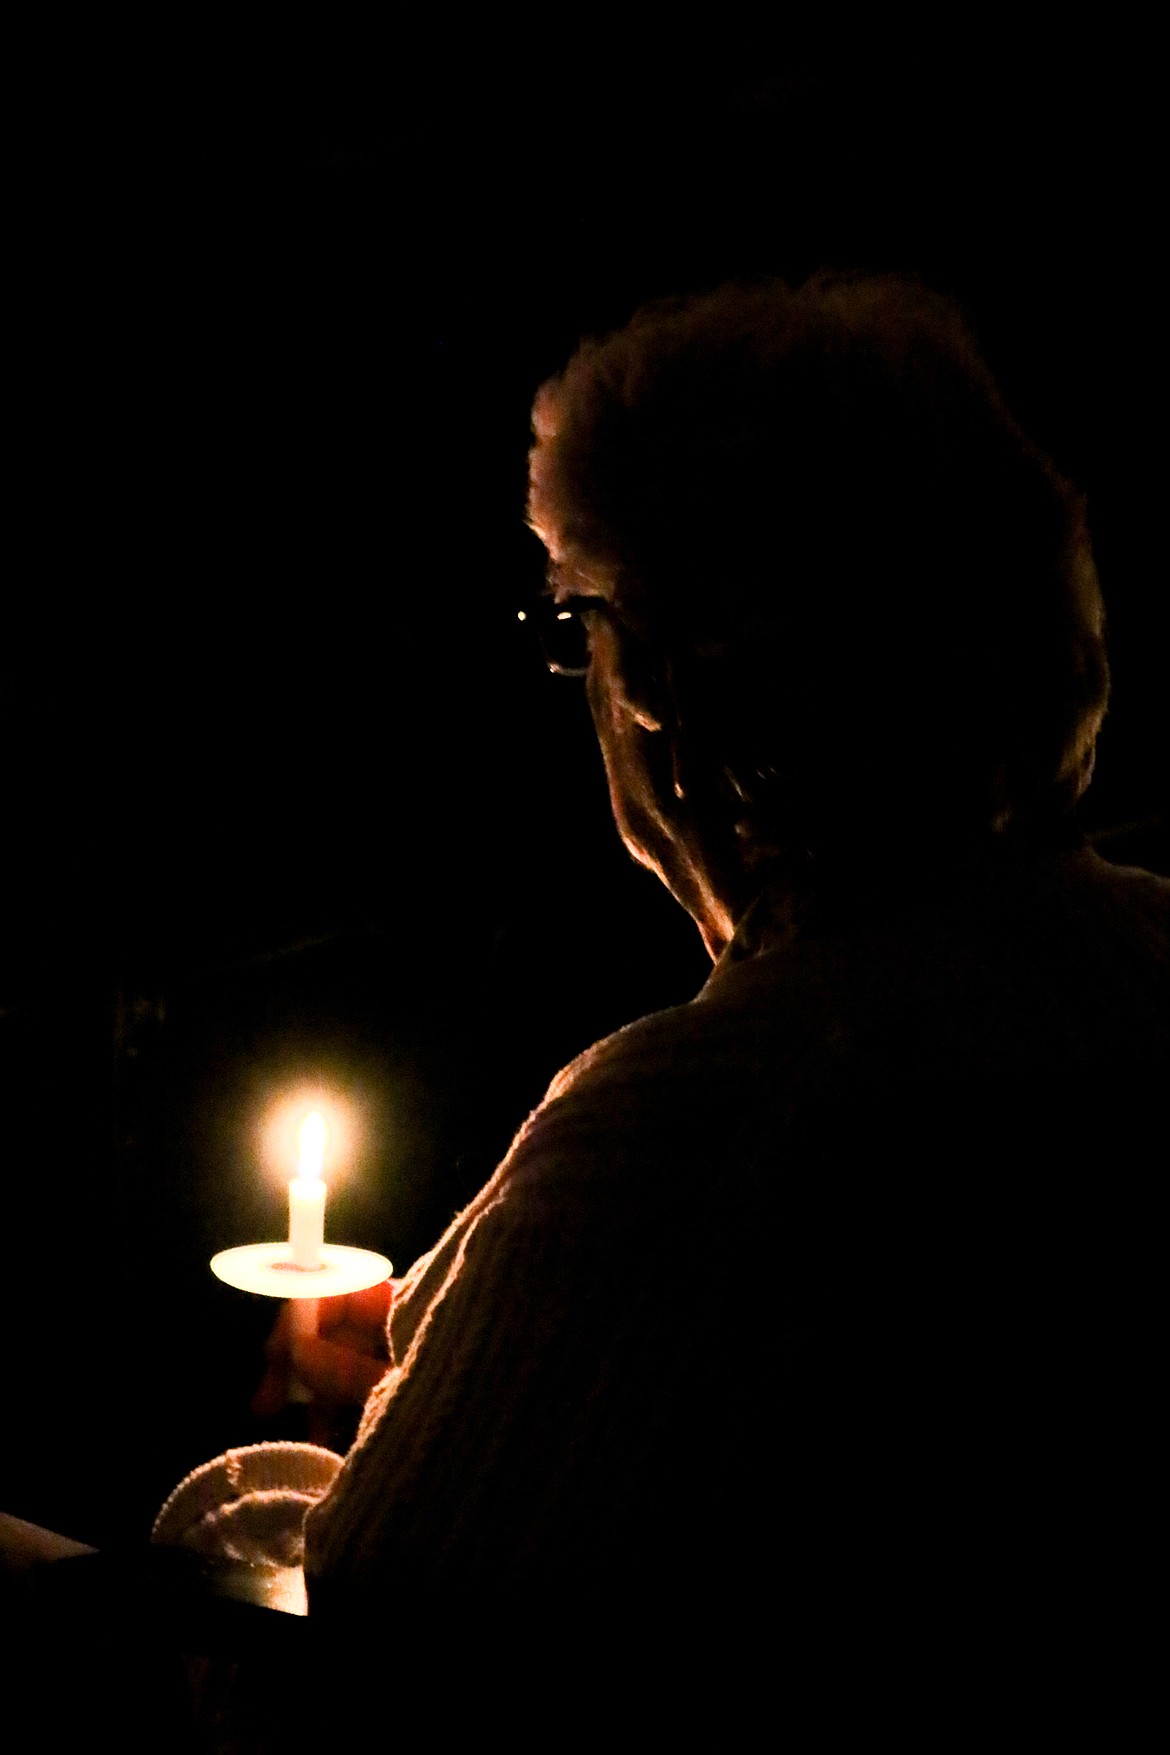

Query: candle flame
left=260, top=1086, right=361, bottom=1190
left=298, top=1110, right=326, bottom=1181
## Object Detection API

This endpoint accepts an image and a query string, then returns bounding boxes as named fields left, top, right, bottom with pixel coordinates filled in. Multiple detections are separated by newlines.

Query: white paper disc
left=210, top=1242, right=393, bottom=1300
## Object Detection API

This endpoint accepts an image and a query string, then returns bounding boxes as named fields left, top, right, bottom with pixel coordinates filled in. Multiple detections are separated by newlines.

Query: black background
left=2, top=43, right=1165, bottom=1544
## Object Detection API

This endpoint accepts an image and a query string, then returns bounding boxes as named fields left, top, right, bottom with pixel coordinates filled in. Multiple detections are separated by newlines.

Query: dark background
left=3, top=46, right=1165, bottom=1545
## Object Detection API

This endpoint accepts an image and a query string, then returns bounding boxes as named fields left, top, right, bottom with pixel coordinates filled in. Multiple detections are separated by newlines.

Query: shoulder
left=996, top=847, right=1170, bottom=1024
left=507, top=952, right=819, bottom=1191
left=1059, top=846, right=1170, bottom=934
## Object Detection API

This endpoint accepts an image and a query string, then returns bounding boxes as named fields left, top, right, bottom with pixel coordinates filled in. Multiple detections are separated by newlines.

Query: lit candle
left=289, top=1110, right=327, bottom=1269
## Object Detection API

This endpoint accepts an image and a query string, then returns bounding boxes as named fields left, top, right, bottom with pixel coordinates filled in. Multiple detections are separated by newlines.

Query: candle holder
left=211, top=1242, right=393, bottom=1301
left=211, top=1243, right=393, bottom=1402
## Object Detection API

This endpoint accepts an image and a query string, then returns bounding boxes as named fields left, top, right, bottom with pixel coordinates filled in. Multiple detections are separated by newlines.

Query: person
left=183, top=273, right=1170, bottom=1672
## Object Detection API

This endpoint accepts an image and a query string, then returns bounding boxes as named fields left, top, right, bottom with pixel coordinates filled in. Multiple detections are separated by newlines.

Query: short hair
left=527, top=272, right=1109, bottom=866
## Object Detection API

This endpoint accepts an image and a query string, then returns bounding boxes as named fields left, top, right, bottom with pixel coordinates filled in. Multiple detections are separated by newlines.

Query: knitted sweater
left=303, top=844, right=1170, bottom=1620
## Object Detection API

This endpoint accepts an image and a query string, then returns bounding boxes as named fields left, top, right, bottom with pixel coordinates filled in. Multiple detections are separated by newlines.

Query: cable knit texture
left=299, top=845, right=1170, bottom=1609
left=152, top=1442, right=342, bottom=1567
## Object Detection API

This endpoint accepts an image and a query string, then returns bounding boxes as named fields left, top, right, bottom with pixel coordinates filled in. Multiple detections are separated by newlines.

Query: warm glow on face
left=298, top=1111, right=326, bottom=1181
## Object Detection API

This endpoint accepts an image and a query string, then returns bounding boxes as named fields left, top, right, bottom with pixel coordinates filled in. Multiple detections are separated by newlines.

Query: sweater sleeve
left=304, top=848, right=1170, bottom=1609
left=302, top=987, right=785, bottom=1598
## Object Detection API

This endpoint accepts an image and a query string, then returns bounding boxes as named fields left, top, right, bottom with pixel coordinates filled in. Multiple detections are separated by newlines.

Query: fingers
left=252, top=1280, right=396, bottom=1417
left=313, top=1319, right=389, bottom=1359
left=263, top=1280, right=394, bottom=1357
left=316, top=1278, right=396, bottom=1337
left=289, top=1332, right=392, bottom=1406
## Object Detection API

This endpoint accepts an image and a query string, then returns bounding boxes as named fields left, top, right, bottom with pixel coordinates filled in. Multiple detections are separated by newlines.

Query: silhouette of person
left=183, top=274, right=1170, bottom=1692
left=276, top=275, right=1165, bottom=1645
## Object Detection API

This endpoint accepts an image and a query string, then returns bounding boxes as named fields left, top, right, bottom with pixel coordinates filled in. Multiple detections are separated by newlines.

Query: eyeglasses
left=516, top=595, right=607, bottom=677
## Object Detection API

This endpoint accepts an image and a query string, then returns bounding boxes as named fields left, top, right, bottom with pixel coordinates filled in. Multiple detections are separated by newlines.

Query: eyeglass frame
left=515, top=593, right=610, bottom=677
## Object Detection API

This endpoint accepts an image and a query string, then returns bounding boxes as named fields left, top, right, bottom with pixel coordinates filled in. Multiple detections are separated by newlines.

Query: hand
left=251, top=1278, right=396, bottom=1426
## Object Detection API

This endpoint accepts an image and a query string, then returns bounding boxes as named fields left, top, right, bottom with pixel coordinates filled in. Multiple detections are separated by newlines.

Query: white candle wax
left=288, top=1111, right=327, bottom=1269
left=289, top=1177, right=326, bottom=1268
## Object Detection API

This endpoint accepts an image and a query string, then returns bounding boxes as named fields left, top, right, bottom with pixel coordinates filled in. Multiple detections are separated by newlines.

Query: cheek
left=589, top=676, right=676, bottom=870
left=587, top=674, right=634, bottom=826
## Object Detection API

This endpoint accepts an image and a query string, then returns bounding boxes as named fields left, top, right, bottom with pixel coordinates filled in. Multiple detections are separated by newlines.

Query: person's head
left=527, top=272, right=1109, bottom=952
